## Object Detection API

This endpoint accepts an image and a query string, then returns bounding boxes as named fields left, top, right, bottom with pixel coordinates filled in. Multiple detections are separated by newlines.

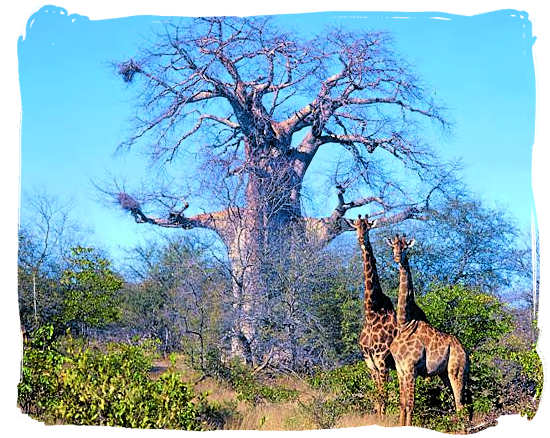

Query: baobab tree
left=113, top=16, right=453, bottom=364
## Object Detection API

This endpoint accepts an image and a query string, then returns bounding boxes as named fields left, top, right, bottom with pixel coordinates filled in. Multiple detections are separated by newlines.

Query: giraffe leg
left=440, top=372, right=456, bottom=408
left=373, top=368, right=388, bottom=418
left=397, top=369, right=409, bottom=426
left=404, top=372, right=415, bottom=426
left=448, top=344, right=468, bottom=413
left=379, top=368, right=388, bottom=417
left=396, top=370, right=408, bottom=426
left=372, top=356, right=389, bottom=418
left=448, top=363, right=465, bottom=412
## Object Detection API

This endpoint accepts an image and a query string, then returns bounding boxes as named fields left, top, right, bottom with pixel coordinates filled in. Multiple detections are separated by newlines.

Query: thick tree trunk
left=225, top=221, right=263, bottom=365
left=219, top=160, right=304, bottom=365
left=225, top=222, right=304, bottom=364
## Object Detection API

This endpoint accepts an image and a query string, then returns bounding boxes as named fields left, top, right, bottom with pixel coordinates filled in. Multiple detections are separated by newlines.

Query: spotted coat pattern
left=388, top=235, right=469, bottom=426
left=353, top=216, right=398, bottom=418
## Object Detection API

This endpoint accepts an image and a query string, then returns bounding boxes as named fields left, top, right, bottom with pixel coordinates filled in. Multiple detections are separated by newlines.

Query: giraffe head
left=386, top=234, right=415, bottom=264
left=351, top=214, right=377, bottom=244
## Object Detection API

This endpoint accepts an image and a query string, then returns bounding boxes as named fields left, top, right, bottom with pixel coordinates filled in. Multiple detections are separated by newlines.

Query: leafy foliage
left=507, top=346, right=543, bottom=419
left=18, top=327, right=221, bottom=430
left=299, top=396, right=348, bottom=429
left=60, top=247, right=123, bottom=332
left=222, top=359, right=299, bottom=404
left=18, top=325, right=65, bottom=420
left=309, top=361, right=378, bottom=413
left=417, top=284, right=514, bottom=351
left=512, top=346, right=543, bottom=401
left=312, top=279, right=363, bottom=364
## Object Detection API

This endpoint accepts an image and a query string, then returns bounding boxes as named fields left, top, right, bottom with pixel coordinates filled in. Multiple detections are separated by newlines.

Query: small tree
left=60, top=247, right=123, bottom=335
left=402, top=198, right=526, bottom=294
left=358, top=197, right=532, bottom=299
left=417, top=284, right=514, bottom=352
left=120, top=236, right=228, bottom=364
left=18, top=191, right=83, bottom=331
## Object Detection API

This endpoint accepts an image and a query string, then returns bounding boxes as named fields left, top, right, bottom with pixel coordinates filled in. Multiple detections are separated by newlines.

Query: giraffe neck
left=359, top=234, right=385, bottom=321
left=397, top=256, right=415, bottom=327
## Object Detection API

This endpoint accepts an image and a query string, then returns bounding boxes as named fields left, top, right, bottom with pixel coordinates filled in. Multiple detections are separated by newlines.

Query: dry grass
left=194, top=371, right=320, bottom=430
left=148, top=354, right=505, bottom=434
left=335, top=412, right=396, bottom=428
left=149, top=354, right=395, bottom=431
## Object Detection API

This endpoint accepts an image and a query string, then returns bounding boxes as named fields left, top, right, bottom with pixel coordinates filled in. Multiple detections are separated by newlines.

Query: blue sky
left=18, top=6, right=536, bottom=262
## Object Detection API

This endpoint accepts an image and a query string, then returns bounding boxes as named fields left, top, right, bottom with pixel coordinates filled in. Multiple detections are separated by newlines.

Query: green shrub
left=309, top=361, right=379, bottom=413
left=18, top=327, right=221, bottom=430
left=309, top=362, right=469, bottom=431
left=511, top=346, right=543, bottom=401
left=508, top=345, right=543, bottom=419
left=299, top=396, right=347, bottom=429
left=312, top=281, right=363, bottom=363
left=17, top=325, right=65, bottom=421
left=224, top=359, right=298, bottom=404
left=411, top=376, right=469, bottom=432
left=59, top=247, right=123, bottom=333
left=417, top=284, right=514, bottom=352
left=54, top=339, right=204, bottom=429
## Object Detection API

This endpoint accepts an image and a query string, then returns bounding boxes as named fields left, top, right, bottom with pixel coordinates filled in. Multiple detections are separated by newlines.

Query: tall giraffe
left=387, top=235, right=469, bottom=426
left=352, top=215, right=397, bottom=418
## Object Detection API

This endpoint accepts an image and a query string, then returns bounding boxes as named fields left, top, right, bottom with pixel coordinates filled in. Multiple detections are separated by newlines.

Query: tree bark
left=217, top=162, right=305, bottom=364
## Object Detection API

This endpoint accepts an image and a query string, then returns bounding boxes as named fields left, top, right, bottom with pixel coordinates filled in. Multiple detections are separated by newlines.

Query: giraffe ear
left=407, top=238, right=416, bottom=248
left=385, top=237, right=393, bottom=247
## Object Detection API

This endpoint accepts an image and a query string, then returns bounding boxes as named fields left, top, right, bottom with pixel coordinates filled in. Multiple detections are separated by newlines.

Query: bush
left=507, top=345, right=543, bottom=419
left=54, top=339, right=204, bottom=429
left=309, top=361, right=379, bottom=413
left=18, top=325, right=65, bottom=420
left=309, top=362, right=469, bottom=431
left=312, top=281, right=363, bottom=364
left=223, top=359, right=299, bottom=404
left=411, top=376, right=469, bottom=432
left=299, top=396, right=347, bottom=429
left=59, top=247, right=123, bottom=333
left=417, top=284, right=514, bottom=352
left=18, top=326, right=219, bottom=429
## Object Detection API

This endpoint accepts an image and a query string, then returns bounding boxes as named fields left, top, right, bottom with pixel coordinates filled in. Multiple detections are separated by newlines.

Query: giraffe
left=387, top=235, right=469, bottom=426
left=351, top=215, right=398, bottom=418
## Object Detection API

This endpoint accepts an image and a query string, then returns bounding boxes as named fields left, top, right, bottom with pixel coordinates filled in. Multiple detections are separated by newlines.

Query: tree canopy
left=115, top=16, right=452, bottom=240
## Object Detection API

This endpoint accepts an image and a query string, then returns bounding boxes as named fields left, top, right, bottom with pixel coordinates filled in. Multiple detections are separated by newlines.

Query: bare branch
left=116, top=192, right=224, bottom=232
